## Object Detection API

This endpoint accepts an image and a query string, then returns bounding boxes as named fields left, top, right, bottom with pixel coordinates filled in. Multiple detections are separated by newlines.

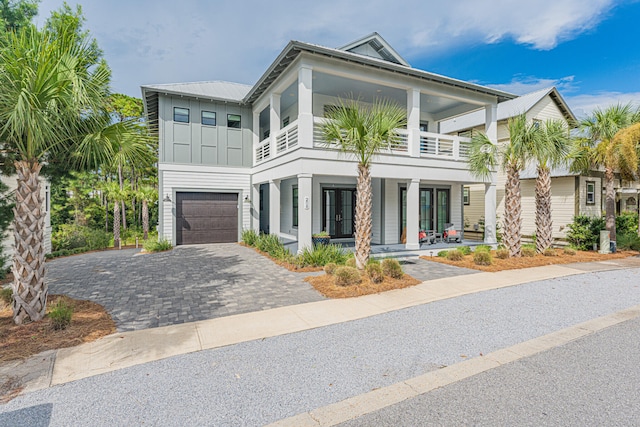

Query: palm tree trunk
left=113, top=200, right=121, bottom=248
left=12, top=161, right=47, bottom=324
left=118, top=164, right=127, bottom=231
left=142, top=200, right=149, bottom=240
left=605, top=168, right=616, bottom=242
left=535, top=165, right=553, bottom=253
left=354, top=164, right=372, bottom=270
left=503, top=164, right=522, bottom=257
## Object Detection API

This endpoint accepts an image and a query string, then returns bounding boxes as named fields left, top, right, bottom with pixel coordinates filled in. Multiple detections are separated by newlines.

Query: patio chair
left=419, top=229, right=439, bottom=244
left=443, top=223, right=463, bottom=243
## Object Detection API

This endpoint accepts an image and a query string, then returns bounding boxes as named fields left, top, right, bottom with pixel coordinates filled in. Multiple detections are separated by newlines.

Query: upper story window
left=458, top=129, right=474, bottom=138
left=419, top=122, right=429, bottom=132
left=202, top=111, right=216, bottom=126
left=228, top=114, right=241, bottom=129
left=174, top=107, right=189, bottom=123
left=463, top=187, right=470, bottom=205
left=283, top=116, right=290, bottom=127
left=586, top=181, right=596, bottom=205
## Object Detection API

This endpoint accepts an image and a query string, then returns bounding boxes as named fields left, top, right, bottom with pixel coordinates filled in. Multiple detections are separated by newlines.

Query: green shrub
left=365, top=263, right=384, bottom=284
left=143, top=238, right=172, bottom=253
left=474, top=245, right=491, bottom=253
left=522, top=243, right=536, bottom=250
left=446, top=249, right=464, bottom=261
left=617, top=233, right=640, bottom=251
left=324, top=262, right=338, bottom=275
left=345, top=257, right=357, bottom=268
left=473, top=251, right=492, bottom=266
left=241, top=229, right=259, bottom=247
left=49, top=299, right=73, bottom=330
left=334, top=266, right=361, bottom=287
left=566, top=215, right=606, bottom=251
left=456, top=246, right=472, bottom=255
left=0, top=286, right=12, bottom=305
left=381, top=258, right=403, bottom=279
left=495, top=248, right=509, bottom=259
left=52, top=224, right=111, bottom=251
left=522, top=246, right=536, bottom=257
left=563, top=246, right=577, bottom=255
left=297, top=244, right=348, bottom=267
left=437, top=250, right=449, bottom=258
left=543, top=248, right=557, bottom=257
left=255, top=234, right=289, bottom=259
left=616, top=212, right=638, bottom=236
left=367, top=258, right=380, bottom=266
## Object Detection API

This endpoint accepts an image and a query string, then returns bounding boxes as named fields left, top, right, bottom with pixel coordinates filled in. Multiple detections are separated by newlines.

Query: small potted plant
left=312, top=230, right=330, bottom=246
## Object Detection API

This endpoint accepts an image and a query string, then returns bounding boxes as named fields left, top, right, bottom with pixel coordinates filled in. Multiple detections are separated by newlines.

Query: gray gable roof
left=141, top=81, right=251, bottom=103
left=338, top=32, right=410, bottom=66
left=440, top=87, right=576, bottom=134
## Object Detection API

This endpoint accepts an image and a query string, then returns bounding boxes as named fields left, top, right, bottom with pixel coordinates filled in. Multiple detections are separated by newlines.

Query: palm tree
left=321, top=98, right=406, bottom=270
left=105, top=181, right=128, bottom=248
left=468, top=114, right=536, bottom=257
left=0, top=24, right=110, bottom=324
left=137, top=185, right=157, bottom=240
left=610, top=122, right=640, bottom=236
left=572, top=104, right=640, bottom=244
left=530, top=120, right=571, bottom=253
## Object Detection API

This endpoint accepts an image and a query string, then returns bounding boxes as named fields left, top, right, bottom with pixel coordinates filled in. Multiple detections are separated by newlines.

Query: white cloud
left=565, top=92, right=640, bottom=119
left=35, top=0, right=616, bottom=96
left=488, top=76, right=577, bottom=95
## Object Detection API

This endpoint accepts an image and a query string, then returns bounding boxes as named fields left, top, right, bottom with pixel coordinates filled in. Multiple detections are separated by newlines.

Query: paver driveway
left=46, top=244, right=324, bottom=331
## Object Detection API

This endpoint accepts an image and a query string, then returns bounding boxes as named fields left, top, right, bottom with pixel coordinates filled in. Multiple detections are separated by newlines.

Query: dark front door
left=176, top=192, right=238, bottom=245
left=322, top=188, right=355, bottom=238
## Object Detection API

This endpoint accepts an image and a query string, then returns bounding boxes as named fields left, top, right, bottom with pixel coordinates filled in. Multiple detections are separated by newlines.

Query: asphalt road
left=341, top=315, right=640, bottom=426
left=1, top=267, right=640, bottom=426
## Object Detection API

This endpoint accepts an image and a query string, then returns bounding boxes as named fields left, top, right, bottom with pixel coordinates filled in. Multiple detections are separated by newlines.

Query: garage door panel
left=176, top=192, right=238, bottom=245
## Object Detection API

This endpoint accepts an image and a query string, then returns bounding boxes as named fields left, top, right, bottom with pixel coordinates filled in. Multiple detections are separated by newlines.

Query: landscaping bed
left=305, top=273, right=420, bottom=298
left=421, top=249, right=638, bottom=272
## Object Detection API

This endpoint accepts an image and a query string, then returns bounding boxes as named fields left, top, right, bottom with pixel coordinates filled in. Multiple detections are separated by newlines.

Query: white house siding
left=1, top=174, right=51, bottom=260
left=383, top=179, right=400, bottom=244
left=159, top=165, right=251, bottom=244
left=371, top=178, right=382, bottom=244
left=279, top=178, right=297, bottom=237
left=526, top=96, right=566, bottom=122
left=578, top=176, right=602, bottom=217
left=519, top=176, right=575, bottom=239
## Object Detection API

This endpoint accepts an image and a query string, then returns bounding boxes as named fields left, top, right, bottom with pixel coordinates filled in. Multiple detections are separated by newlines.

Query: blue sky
left=37, top=0, right=640, bottom=118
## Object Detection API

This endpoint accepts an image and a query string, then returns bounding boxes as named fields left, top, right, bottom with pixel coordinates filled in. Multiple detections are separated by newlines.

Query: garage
left=176, top=192, right=238, bottom=245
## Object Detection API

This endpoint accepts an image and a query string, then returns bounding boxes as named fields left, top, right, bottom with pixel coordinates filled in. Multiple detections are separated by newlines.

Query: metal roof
left=141, top=81, right=251, bottom=103
left=440, top=87, right=577, bottom=133
left=338, top=32, right=410, bottom=66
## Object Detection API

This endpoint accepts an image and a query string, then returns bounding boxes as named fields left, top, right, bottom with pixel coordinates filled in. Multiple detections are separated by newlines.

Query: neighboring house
left=142, top=33, right=518, bottom=250
left=0, top=174, right=52, bottom=260
left=441, top=87, right=602, bottom=240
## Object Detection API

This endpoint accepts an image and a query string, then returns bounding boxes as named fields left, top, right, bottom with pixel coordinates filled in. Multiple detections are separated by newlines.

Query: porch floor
left=282, top=238, right=489, bottom=258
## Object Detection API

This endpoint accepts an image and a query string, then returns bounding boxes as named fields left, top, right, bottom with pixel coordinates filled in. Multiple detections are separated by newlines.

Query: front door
left=322, top=188, right=356, bottom=238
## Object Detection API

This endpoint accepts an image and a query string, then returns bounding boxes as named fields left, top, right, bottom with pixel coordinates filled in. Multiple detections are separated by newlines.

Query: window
left=292, top=186, right=299, bottom=227
left=458, top=129, right=474, bottom=138
left=419, top=122, right=429, bottom=132
left=227, top=114, right=241, bottom=129
left=586, top=181, right=596, bottom=205
left=282, top=116, right=290, bottom=127
left=173, top=107, right=189, bottom=123
left=201, top=111, right=216, bottom=126
left=263, top=130, right=270, bottom=139
left=463, top=187, right=470, bottom=205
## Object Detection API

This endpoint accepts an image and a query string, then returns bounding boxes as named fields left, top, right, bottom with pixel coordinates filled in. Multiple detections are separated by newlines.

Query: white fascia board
left=158, top=162, right=252, bottom=175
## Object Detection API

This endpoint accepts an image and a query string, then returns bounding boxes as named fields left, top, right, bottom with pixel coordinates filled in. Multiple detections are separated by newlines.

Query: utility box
left=599, top=230, right=610, bottom=254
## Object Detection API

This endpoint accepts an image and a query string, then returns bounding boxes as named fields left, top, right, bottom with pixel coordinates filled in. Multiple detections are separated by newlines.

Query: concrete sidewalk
left=3, top=256, right=640, bottom=398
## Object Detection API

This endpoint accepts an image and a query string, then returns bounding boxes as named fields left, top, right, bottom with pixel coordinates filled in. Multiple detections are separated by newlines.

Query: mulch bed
left=0, top=294, right=116, bottom=363
left=421, top=250, right=638, bottom=272
left=238, top=242, right=322, bottom=272
left=305, top=274, right=421, bottom=298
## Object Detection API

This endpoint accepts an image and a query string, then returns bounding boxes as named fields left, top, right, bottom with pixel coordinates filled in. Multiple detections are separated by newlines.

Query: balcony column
left=298, top=65, right=314, bottom=148
left=297, top=173, right=313, bottom=252
left=483, top=103, right=498, bottom=244
left=269, top=179, right=281, bottom=236
left=406, top=178, right=420, bottom=249
left=252, top=111, right=260, bottom=163
left=270, top=94, right=281, bottom=157
left=407, top=88, right=421, bottom=157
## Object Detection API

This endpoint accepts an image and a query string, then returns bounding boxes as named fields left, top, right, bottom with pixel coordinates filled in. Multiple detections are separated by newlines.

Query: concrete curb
left=268, top=304, right=640, bottom=427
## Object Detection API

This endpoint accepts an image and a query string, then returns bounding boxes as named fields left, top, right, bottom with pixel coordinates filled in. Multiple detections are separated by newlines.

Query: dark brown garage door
left=176, top=192, right=238, bottom=245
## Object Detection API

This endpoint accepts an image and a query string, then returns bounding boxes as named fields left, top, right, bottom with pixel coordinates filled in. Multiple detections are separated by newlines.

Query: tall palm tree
left=468, top=114, right=536, bottom=257
left=572, top=104, right=640, bottom=244
left=530, top=119, right=571, bottom=253
left=138, top=185, right=157, bottom=240
left=0, top=24, right=110, bottom=324
left=105, top=181, right=127, bottom=248
left=321, top=98, right=406, bottom=270
left=610, top=122, right=640, bottom=236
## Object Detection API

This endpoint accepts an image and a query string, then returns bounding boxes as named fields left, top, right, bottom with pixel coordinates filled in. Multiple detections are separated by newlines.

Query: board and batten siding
left=159, top=95, right=253, bottom=167
left=578, top=176, right=602, bottom=217
left=159, top=166, right=251, bottom=244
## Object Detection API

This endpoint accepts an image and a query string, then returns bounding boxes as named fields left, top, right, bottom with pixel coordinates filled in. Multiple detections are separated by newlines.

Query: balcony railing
left=419, top=131, right=471, bottom=159
left=314, top=118, right=408, bottom=153
left=255, top=139, right=270, bottom=163
left=276, top=122, right=299, bottom=153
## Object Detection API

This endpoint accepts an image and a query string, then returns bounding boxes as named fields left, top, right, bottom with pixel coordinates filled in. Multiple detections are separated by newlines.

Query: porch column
left=484, top=183, right=497, bottom=244
left=406, top=178, right=420, bottom=249
left=251, top=182, right=260, bottom=232
left=298, top=65, right=314, bottom=148
left=485, top=103, right=498, bottom=143
left=297, top=173, right=313, bottom=251
left=269, top=179, right=281, bottom=236
left=407, top=88, right=421, bottom=158
left=270, top=94, right=281, bottom=157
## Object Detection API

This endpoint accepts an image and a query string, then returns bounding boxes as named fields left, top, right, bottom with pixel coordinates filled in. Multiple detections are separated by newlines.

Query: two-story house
left=142, top=33, right=515, bottom=251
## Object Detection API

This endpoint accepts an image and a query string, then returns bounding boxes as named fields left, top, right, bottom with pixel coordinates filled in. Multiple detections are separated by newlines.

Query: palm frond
left=467, top=131, right=497, bottom=181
